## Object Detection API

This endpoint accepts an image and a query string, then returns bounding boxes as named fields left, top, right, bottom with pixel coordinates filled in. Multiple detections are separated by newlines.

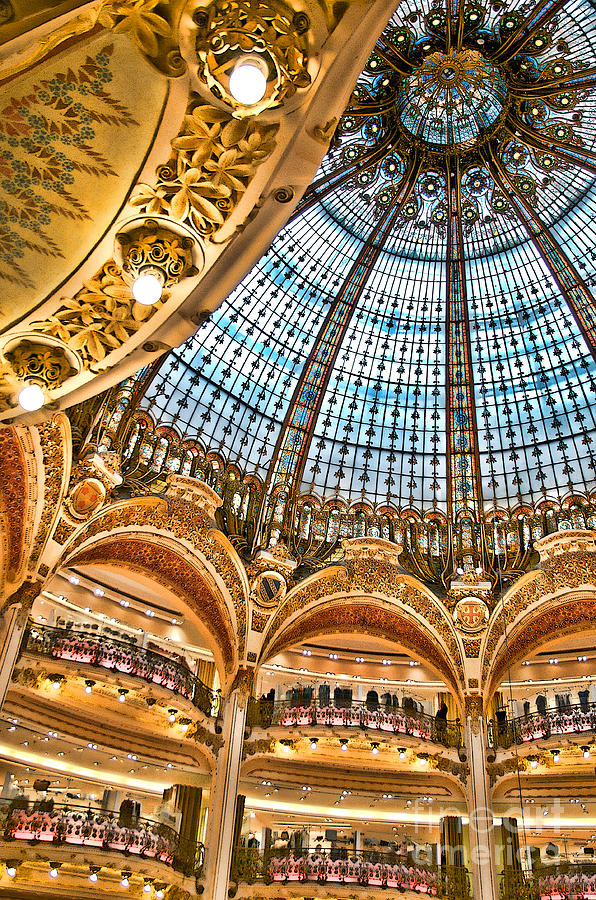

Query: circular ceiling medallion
left=453, top=596, right=489, bottom=633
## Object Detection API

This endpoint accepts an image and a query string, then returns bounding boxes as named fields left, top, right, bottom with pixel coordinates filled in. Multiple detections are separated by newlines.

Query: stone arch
left=485, top=591, right=596, bottom=704
left=258, top=547, right=466, bottom=704
left=55, top=487, right=250, bottom=686
left=260, top=595, right=464, bottom=702
left=64, top=532, right=237, bottom=686
left=481, top=531, right=596, bottom=702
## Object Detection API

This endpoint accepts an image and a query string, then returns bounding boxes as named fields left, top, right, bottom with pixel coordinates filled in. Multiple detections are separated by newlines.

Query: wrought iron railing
left=500, top=864, right=596, bottom=900
left=231, top=847, right=470, bottom=897
left=246, top=697, right=462, bottom=748
left=0, top=800, right=204, bottom=876
left=22, top=622, right=220, bottom=717
left=489, top=703, right=596, bottom=749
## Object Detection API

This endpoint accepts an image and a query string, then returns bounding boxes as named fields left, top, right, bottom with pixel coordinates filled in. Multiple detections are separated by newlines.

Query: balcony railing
left=247, top=697, right=462, bottom=748
left=231, top=847, right=470, bottom=897
left=500, top=864, right=596, bottom=900
left=22, top=622, right=220, bottom=717
left=0, top=800, right=203, bottom=876
left=489, top=703, right=596, bottom=749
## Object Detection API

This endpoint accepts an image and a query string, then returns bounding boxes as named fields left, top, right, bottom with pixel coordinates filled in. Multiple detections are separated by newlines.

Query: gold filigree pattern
left=29, top=416, right=70, bottom=569
left=31, top=261, right=162, bottom=367
left=131, top=99, right=278, bottom=237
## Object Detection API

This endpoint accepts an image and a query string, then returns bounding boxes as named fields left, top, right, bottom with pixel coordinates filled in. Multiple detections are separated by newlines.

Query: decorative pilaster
left=464, top=694, right=498, bottom=900
left=202, top=668, right=254, bottom=900
left=0, top=580, right=40, bottom=709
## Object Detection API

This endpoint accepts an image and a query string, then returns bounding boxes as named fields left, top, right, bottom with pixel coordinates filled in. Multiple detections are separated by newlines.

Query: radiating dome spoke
left=491, top=0, right=574, bottom=64
left=485, top=144, right=596, bottom=365
left=504, top=118, right=596, bottom=176
left=135, top=0, right=596, bottom=581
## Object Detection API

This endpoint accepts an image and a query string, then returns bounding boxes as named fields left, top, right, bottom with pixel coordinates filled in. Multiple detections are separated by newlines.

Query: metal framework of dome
left=121, top=0, right=596, bottom=583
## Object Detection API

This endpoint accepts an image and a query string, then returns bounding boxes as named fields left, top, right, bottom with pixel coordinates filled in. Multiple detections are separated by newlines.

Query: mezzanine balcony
left=247, top=697, right=462, bottom=749
left=489, top=703, right=596, bottom=749
left=500, top=864, right=596, bottom=900
left=0, top=799, right=203, bottom=878
left=230, top=847, right=470, bottom=898
left=21, top=622, right=220, bottom=717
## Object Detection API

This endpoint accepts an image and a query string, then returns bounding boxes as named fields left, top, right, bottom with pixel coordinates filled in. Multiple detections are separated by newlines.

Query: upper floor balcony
left=489, top=702, right=596, bottom=749
left=246, top=697, right=463, bottom=749
left=230, top=847, right=470, bottom=898
left=22, top=622, right=220, bottom=717
left=500, top=864, right=596, bottom=900
left=0, top=798, right=203, bottom=878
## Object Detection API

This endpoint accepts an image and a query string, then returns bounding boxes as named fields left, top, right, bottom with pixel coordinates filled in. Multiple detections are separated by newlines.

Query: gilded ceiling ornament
left=3, top=339, right=78, bottom=391
left=131, top=97, right=278, bottom=238
left=193, top=0, right=311, bottom=114
left=97, top=0, right=185, bottom=76
left=114, top=220, right=201, bottom=290
left=29, top=260, right=161, bottom=367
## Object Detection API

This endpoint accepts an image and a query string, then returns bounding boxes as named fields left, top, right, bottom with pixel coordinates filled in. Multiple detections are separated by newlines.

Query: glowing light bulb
left=120, top=877, right=130, bottom=888
left=18, top=383, right=45, bottom=411
left=143, top=883, right=152, bottom=893
left=51, top=680, right=61, bottom=691
left=132, top=270, right=163, bottom=305
left=89, top=872, right=98, bottom=883
left=552, top=752, right=560, bottom=763
left=156, top=891, right=164, bottom=899
left=371, top=744, right=379, bottom=756
left=49, top=868, right=58, bottom=879
left=583, top=747, right=591, bottom=759
left=229, top=56, right=267, bottom=105
left=310, top=740, right=318, bottom=750
left=6, top=867, right=16, bottom=878
left=530, top=759, right=538, bottom=769
left=399, top=750, right=407, bottom=761
left=168, top=712, right=176, bottom=723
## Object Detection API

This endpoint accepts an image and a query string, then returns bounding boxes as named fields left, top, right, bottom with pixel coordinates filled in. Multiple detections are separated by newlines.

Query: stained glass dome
left=142, top=0, right=596, bottom=525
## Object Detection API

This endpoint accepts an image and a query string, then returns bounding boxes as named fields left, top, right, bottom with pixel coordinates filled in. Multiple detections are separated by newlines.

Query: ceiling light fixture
left=229, top=54, right=268, bottom=105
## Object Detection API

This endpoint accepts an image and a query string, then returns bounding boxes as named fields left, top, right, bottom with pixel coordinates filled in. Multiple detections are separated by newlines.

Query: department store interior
left=0, top=0, right=596, bottom=896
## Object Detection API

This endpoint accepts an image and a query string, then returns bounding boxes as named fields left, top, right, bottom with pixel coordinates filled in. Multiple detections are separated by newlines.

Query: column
left=440, top=815, right=464, bottom=867
left=172, top=783, right=203, bottom=847
left=464, top=696, right=498, bottom=900
left=201, top=672, right=252, bottom=900
left=0, top=581, right=39, bottom=710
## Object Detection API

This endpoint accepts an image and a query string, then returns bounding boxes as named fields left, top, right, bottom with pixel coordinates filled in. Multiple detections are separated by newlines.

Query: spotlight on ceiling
left=229, top=55, right=268, bottom=105
left=18, top=382, right=45, bottom=412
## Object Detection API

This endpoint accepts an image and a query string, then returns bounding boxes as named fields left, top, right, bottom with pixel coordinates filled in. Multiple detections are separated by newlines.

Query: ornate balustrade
left=0, top=800, right=203, bottom=876
left=246, top=697, right=462, bottom=748
left=489, top=703, right=596, bottom=749
left=500, top=864, right=596, bottom=900
left=22, top=622, right=220, bottom=717
left=231, top=847, right=469, bottom=897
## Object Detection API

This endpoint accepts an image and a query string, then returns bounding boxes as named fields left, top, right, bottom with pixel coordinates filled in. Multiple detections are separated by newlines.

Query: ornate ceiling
left=142, top=0, right=596, bottom=526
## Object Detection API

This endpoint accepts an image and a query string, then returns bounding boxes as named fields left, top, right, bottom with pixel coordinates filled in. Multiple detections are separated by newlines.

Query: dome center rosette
left=397, top=49, right=508, bottom=151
